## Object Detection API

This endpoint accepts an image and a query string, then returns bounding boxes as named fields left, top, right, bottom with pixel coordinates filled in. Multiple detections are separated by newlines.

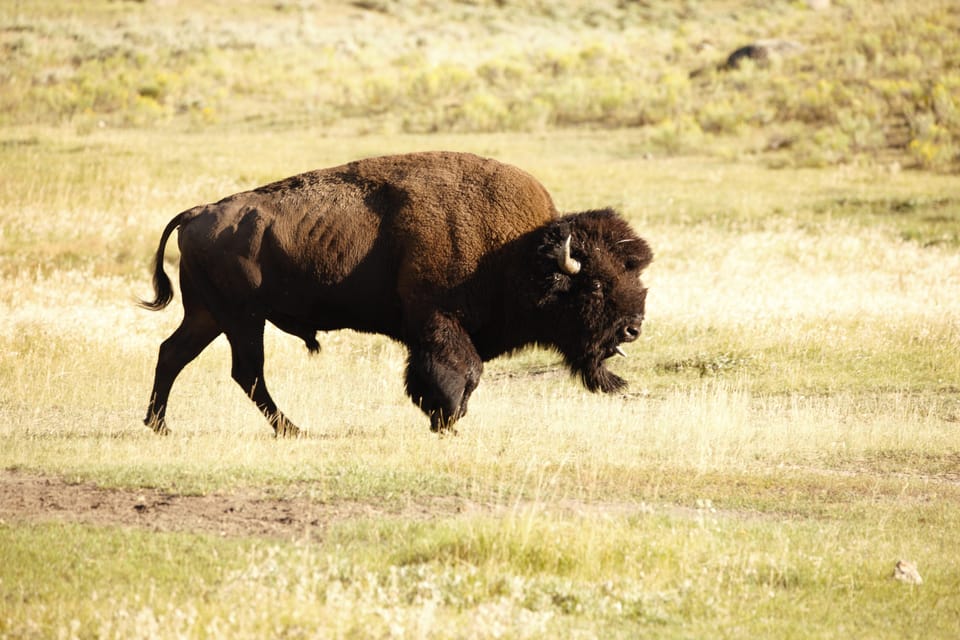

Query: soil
left=5, top=467, right=953, bottom=541
left=0, top=469, right=481, bottom=541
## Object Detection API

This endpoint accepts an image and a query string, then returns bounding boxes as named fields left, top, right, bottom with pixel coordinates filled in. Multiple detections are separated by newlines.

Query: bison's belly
left=259, top=265, right=404, bottom=340
left=259, top=211, right=405, bottom=338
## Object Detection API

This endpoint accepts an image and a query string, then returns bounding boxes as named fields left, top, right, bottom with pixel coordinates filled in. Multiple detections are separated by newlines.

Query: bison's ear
left=538, top=221, right=572, bottom=254
left=538, top=222, right=581, bottom=275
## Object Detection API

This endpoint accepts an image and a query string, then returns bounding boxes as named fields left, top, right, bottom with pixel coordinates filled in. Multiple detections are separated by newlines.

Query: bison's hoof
left=430, top=419, right=459, bottom=436
left=144, top=417, right=170, bottom=436
left=274, top=422, right=303, bottom=439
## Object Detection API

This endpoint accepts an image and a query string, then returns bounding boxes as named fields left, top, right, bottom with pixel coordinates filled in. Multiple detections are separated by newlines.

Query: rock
left=892, top=560, right=923, bottom=585
left=720, top=39, right=804, bottom=71
left=690, top=39, right=804, bottom=78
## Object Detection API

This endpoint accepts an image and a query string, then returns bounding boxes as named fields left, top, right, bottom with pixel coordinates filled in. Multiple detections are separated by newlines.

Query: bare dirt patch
left=0, top=469, right=810, bottom=540
left=0, top=469, right=478, bottom=540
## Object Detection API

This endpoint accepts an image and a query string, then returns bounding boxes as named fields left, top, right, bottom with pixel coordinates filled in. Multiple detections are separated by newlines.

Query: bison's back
left=175, top=152, right=558, bottom=334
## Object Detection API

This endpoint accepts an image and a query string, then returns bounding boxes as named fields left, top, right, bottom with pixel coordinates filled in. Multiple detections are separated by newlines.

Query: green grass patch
left=813, top=196, right=960, bottom=248
left=3, top=511, right=958, bottom=638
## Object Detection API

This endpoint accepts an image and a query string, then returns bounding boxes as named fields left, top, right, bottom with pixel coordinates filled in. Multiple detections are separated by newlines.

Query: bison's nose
left=620, top=316, right=643, bottom=343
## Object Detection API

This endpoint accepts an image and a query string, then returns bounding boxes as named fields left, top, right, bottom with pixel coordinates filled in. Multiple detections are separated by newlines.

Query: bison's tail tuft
left=139, top=266, right=174, bottom=311
left=138, top=210, right=191, bottom=311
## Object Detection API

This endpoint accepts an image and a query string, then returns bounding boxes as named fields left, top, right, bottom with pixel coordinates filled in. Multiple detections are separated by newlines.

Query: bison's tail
left=138, top=209, right=192, bottom=311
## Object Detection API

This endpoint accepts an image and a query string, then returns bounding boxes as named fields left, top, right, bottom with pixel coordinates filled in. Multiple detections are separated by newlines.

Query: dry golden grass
left=1, top=130, right=957, bottom=493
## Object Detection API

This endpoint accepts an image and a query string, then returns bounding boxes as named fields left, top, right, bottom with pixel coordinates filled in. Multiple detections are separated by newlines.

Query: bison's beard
left=566, top=350, right=628, bottom=393
left=554, top=323, right=631, bottom=393
left=576, top=360, right=627, bottom=393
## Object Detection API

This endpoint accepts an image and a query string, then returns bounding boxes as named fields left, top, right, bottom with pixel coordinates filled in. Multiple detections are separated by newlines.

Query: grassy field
left=2, top=1, right=960, bottom=638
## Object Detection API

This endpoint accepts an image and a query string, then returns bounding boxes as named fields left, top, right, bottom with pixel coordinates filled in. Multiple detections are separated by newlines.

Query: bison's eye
left=590, top=280, right=603, bottom=294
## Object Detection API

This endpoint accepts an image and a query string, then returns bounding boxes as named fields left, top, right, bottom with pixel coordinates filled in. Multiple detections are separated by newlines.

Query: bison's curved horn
left=558, top=235, right=581, bottom=275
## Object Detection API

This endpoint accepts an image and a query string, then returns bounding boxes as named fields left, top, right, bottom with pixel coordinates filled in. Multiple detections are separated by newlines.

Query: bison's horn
left=558, top=235, right=581, bottom=275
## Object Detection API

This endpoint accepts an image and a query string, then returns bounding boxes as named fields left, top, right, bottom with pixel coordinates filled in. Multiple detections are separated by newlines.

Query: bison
left=140, top=151, right=652, bottom=436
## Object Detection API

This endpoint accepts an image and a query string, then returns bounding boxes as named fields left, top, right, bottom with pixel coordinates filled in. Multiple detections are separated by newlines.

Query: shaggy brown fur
left=141, top=152, right=652, bottom=436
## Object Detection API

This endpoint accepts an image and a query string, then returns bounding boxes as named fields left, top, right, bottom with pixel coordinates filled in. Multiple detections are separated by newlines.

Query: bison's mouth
left=602, top=314, right=643, bottom=360
left=603, top=344, right=627, bottom=360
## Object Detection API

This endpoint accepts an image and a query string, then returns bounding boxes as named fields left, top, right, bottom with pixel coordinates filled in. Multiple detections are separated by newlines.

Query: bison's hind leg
left=145, top=306, right=221, bottom=434
left=224, top=319, right=303, bottom=438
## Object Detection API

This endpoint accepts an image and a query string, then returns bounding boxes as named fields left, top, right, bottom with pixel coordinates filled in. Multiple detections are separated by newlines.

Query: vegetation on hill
left=2, top=0, right=959, bottom=170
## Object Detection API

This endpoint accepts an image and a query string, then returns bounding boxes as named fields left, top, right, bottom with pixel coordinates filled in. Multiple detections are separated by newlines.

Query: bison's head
left=536, top=209, right=652, bottom=393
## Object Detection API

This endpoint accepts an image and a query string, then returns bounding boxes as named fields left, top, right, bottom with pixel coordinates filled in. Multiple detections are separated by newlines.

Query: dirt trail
left=14, top=467, right=942, bottom=539
left=0, top=469, right=717, bottom=540
left=0, top=469, right=480, bottom=540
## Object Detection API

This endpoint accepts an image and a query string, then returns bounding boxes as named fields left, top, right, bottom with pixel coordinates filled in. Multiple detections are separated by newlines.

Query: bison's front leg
left=404, top=313, right=483, bottom=433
